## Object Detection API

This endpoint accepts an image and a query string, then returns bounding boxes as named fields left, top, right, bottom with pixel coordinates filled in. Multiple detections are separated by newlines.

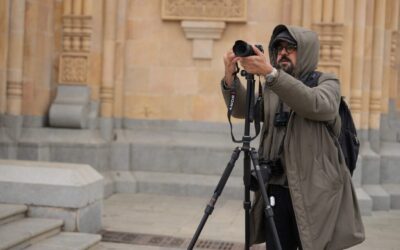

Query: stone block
left=110, top=171, right=137, bottom=193
left=2, top=115, right=23, bottom=140
left=383, top=184, right=400, bottom=210
left=355, top=188, right=372, bottom=216
left=360, top=146, right=381, bottom=185
left=110, top=142, right=130, bottom=171
left=17, top=142, right=49, bottom=161
left=380, top=142, right=400, bottom=184
left=0, top=160, right=103, bottom=208
left=0, top=159, right=103, bottom=233
left=352, top=155, right=362, bottom=187
left=363, top=185, right=391, bottom=211
left=28, top=201, right=102, bottom=233
left=49, top=85, right=91, bottom=129
left=49, top=143, right=109, bottom=172
left=134, top=171, right=243, bottom=200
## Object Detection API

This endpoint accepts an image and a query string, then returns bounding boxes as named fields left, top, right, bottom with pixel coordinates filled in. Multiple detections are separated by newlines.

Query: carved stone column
left=350, top=0, right=367, bottom=128
left=6, top=0, right=26, bottom=116
left=113, top=0, right=128, bottom=127
left=0, top=0, right=10, bottom=114
left=49, top=0, right=94, bottom=128
left=369, top=0, right=386, bottom=150
left=98, top=0, right=118, bottom=140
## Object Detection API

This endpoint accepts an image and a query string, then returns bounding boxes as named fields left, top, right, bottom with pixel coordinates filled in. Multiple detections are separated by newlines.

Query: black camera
left=274, top=111, right=290, bottom=127
left=233, top=40, right=264, bottom=57
left=250, top=158, right=284, bottom=191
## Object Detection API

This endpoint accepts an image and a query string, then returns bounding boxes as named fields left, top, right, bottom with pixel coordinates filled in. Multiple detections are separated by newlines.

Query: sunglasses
left=276, top=44, right=297, bottom=54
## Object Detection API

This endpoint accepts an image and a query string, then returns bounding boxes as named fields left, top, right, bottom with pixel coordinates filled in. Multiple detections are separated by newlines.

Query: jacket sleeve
left=220, top=76, right=247, bottom=119
left=267, top=70, right=341, bottom=121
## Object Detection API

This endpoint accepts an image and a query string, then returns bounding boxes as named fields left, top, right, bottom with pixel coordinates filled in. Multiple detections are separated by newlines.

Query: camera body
left=233, top=40, right=264, bottom=57
left=274, top=111, right=290, bottom=127
left=250, top=158, right=284, bottom=191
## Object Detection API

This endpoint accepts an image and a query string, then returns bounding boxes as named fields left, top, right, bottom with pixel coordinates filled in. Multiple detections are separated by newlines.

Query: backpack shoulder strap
left=303, top=71, right=322, bottom=88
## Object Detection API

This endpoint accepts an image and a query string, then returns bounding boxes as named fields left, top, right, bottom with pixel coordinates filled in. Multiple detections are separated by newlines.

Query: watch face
left=266, top=75, right=275, bottom=83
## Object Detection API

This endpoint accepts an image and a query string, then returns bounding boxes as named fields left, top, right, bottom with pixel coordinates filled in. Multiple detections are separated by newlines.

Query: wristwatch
left=265, top=67, right=278, bottom=83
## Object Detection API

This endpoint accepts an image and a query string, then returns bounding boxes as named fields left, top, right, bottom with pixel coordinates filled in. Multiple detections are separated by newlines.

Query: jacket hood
left=269, top=24, right=319, bottom=80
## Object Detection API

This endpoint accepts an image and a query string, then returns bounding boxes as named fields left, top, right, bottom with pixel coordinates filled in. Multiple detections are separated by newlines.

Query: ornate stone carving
left=59, top=0, right=93, bottom=85
left=312, top=23, right=344, bottom=76
left=162, top=0, right=247, bottom=22
left=59, top=54, right=89, bottom=83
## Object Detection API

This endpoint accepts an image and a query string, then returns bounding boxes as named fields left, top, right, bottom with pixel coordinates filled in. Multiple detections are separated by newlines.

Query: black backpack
left=304, top=71, right=360, bottom=175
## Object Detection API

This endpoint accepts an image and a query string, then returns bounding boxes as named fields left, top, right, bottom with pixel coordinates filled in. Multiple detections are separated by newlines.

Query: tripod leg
left=249, top=149, right=282, bottom=250
left=188, top=147, right=241, bottom=250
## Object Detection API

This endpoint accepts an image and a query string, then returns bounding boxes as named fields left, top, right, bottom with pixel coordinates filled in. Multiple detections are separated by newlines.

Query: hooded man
left=221, top=24, right=365, bottom=250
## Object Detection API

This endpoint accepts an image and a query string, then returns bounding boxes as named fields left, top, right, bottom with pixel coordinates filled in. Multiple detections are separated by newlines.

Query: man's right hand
left=223, top=50, right=240, bottom=88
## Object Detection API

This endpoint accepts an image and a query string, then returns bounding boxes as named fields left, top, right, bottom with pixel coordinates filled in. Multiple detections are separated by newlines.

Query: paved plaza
left=95, top=193, right=400, bottom=250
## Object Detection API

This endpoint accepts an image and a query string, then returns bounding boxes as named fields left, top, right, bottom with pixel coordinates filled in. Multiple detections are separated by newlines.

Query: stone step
left=24, top=232, right=101, bottom=250
left=134, top=171, right=244, bottom=200
left=125, top=171, right=376, bottom=215
left=0, top=204, right=27, bottom=225
left=0, top=218, right=63, bottom=250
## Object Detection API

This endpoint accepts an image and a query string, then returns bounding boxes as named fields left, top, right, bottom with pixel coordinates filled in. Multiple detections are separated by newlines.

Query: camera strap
left=227, top=77, right=262, bottom=143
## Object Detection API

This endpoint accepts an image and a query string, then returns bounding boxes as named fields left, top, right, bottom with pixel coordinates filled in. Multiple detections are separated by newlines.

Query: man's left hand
left=238, top=45, right=273, bottom=76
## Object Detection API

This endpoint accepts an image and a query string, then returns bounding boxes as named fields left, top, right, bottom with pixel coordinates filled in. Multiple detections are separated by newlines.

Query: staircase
left=0, top=203, right=101, bottom=250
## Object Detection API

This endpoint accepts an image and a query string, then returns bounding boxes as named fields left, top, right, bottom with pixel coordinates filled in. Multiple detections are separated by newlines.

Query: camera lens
left=233, top=40, right=253, bottom=57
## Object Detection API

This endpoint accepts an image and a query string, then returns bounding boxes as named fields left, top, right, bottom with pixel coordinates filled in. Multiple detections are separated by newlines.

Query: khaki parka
left=221, top=24, right=365, bottom=250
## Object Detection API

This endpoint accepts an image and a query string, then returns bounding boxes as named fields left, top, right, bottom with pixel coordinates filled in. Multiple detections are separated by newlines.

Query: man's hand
left=238, top=45, right=273, bottom=76
left=223, top=50, right=240, bottom=87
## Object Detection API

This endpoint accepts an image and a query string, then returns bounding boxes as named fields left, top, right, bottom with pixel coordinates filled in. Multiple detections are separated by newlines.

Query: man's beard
left=277, top=56, right=295, bottom=75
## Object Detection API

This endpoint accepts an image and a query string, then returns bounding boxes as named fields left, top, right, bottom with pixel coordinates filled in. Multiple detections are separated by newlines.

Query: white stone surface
left=24, top=232, right=101, bottom=250
left=0, top=203, right=27, bottom=225
left=0, top=218, right=63, bottom=250
left=0, top=159, right=103, bottom=208
left=29, top=201, right=102, bottom=233
left=49, top=85, right=91, bottom=128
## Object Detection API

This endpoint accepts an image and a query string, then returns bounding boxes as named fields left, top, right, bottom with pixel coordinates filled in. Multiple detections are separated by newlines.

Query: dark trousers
left=265, top=185, right=302, bottom=250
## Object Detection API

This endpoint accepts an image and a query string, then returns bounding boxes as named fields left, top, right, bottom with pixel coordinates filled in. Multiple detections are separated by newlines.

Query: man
left=221, top=24, right=365, bottom=250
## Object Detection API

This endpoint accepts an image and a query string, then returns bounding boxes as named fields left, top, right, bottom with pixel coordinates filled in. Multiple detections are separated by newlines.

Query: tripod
left=188, top=71, right=282, bottom=250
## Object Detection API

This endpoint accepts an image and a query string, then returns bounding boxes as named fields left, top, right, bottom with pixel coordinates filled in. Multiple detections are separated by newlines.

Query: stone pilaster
left=99, top=0, right=118, bottom=140
left=113, top=0, right=128, bottom=124
left=369, top=0, right=386, bottom=148
left=100, top=0, right=117, bottom=118
left=6, top=0, right=25, bottom=116
left=0, top=0, right=10, bottom=114
left=350, top=0, right=367, bottom=128
left=49, top=0, right=94, bottom=129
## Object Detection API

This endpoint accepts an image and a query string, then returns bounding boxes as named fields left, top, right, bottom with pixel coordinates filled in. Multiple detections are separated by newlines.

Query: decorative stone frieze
left=162, top=0, right=247, bottom=22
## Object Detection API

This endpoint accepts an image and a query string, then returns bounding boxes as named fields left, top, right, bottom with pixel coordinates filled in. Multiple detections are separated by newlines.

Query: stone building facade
left=1, top=0, right=400, bottom=214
